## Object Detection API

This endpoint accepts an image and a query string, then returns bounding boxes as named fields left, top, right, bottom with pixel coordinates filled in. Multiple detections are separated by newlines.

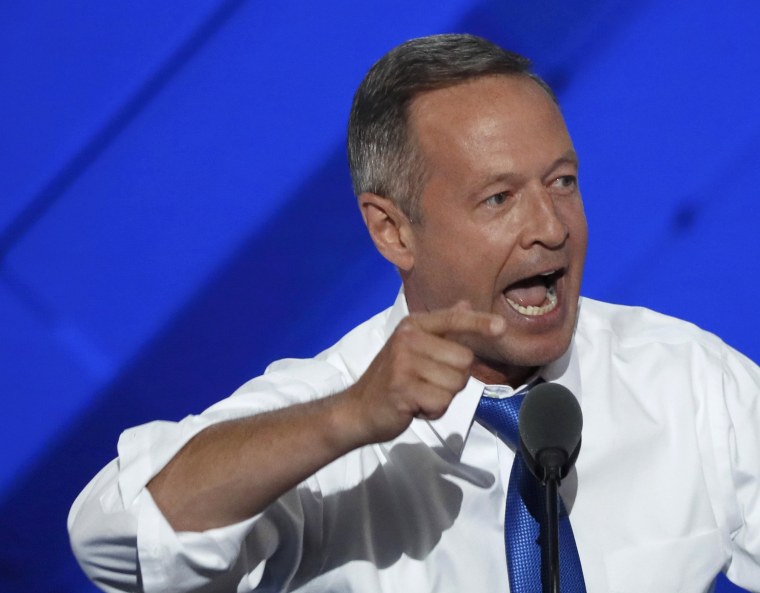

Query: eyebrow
left=546, top=149, right=580, bottom=173
left=473, top=149, right=580, bottom=197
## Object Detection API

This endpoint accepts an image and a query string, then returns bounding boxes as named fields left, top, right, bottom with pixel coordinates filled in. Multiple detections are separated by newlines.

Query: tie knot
left=475, top=388, right=525, bottom=449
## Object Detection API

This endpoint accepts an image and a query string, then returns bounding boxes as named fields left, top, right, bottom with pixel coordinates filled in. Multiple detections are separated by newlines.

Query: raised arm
left=146, top=304, right=506, bottom=532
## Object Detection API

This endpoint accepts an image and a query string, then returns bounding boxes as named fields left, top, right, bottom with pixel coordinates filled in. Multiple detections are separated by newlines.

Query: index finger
left=408, top=303, right=506, bottom=338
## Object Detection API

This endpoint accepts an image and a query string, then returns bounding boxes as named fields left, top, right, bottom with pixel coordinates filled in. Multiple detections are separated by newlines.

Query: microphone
left=518, top=382, right=582, bottom=483
left=518, top=382, right=583, bottom=593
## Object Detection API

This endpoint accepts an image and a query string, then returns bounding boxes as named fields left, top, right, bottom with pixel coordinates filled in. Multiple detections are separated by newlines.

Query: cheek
left=415, top=218, right=517, bottom=286
left=416, top=238, right=492, bottom=300
left=555, top=200, right=587, bottom=251
left=573, top=216, right=589, bottom=261
left=562, top=199, right=587, bottom=234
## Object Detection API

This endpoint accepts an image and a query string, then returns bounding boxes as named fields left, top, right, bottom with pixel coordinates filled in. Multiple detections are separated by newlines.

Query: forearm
left=69, top=304, right=503, bottom=591
left=147, top=389, right=366, bottom=532
left=145, top=304, right=506, bottom=532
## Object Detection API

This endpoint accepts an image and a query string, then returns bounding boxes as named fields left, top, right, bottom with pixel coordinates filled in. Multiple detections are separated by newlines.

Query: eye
left=483, top=191, right=509, bottom=206
left=550, top=175, right=578, bottom=194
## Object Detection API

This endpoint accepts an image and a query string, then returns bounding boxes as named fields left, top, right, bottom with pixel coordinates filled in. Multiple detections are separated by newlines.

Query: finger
left=394, top=331, right=475, bottom=393
left=394, top=327, right=475, bottom=371
left=408, top=351, right=472, bottom=394
left=409, top=306, right=506, bottom=338
left=410, top=383, right=459, bottom=421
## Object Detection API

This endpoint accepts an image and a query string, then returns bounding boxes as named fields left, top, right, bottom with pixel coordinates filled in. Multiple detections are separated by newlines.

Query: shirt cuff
left=136, top=488, right=264, bottom=593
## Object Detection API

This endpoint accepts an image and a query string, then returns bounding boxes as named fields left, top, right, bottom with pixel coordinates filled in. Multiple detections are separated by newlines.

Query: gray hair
left=347, top=33, right=555, bottom=222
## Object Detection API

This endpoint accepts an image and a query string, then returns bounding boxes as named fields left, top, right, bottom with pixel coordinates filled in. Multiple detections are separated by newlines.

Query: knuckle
left=440, top=308, right=456, bottom=325
left=426, top=398, right=450, bottom=420
left=455, top=373, right=470, bottom=392
left=460, top=348, right=475, bottom=367
left=450, top=345, right=474, bottom=370
left=443, top=370, right=468, bottom=394
left=386, top=333, right=411, bottom=360
left=397, top=317, right=416, bottom=332
left=403, top=313, right=429, bottom=331
left=394, top=319, right=420, bottom=344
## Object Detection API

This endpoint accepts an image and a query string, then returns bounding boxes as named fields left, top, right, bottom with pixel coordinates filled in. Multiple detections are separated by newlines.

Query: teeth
left=506, top=285, right=558, bottom=316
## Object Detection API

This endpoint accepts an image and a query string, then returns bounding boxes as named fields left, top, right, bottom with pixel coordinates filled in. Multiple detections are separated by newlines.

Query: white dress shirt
left=69, top=293, right=760, bottom=593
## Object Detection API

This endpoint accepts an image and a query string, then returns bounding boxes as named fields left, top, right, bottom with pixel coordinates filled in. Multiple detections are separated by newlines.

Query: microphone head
left=518, top=382, right=583, bottom=482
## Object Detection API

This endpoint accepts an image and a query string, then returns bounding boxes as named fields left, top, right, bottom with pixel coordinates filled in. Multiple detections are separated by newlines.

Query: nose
left=517, top=186, right=569, bottom=250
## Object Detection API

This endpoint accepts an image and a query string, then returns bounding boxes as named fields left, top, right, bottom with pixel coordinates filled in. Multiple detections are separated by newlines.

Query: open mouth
left=502, top=269, right=563, bottom=317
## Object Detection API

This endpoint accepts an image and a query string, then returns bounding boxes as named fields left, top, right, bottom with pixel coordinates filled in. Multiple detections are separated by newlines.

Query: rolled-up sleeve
left=68, top=361, right=347, bottom=592
left=67, top=415, right=266, bottom=592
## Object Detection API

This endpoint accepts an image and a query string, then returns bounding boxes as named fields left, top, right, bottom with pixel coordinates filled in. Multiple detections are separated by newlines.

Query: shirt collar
left=425, top=302, right=584, bottom=458
left=387, top=289, right=584, bottom=458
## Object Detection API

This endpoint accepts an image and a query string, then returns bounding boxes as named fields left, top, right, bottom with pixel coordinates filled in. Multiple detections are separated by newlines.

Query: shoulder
left=572, top=297, right=743, bottom=391
left=574, top=299, right=760, bottom=400
left=214, top=301, right=399, bottom=414
left=577, top=297, right=725, bottom=355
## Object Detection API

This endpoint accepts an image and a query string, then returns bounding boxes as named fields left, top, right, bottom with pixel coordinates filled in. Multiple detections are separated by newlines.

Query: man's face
left=402, top=75, right=587, bottom=385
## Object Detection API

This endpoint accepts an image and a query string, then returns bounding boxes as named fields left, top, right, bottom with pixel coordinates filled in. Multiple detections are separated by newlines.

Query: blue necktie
left=476, top=386, right=586, bottom=593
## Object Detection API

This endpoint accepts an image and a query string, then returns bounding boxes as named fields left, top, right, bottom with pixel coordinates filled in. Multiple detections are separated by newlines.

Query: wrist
left=322, top=387, right=374, bottom=453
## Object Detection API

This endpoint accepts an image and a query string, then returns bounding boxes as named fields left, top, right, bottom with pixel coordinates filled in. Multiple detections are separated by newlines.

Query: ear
left=358, top=192, right=416, bottom=271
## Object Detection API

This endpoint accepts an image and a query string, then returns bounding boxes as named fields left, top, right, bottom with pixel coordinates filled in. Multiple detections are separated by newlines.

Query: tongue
left=504, top=282, right=548, bottom=307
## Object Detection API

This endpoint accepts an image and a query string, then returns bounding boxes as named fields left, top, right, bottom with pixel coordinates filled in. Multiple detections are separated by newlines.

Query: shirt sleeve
left=720, top=344, right=760, bottom=591
left=68, top=361, right=347, bottom=593
left=68, top=415, right=324, bottom=593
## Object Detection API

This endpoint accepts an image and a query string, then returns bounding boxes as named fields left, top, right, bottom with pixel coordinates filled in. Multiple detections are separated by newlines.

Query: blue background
left=1, top=1, right=758, bottom=591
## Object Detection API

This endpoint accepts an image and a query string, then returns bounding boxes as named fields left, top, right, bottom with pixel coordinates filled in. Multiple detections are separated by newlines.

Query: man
left=69, top=34, right=760, bottom=592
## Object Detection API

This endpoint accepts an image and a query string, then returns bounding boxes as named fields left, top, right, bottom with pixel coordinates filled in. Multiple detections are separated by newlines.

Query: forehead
left=409, top=73, right=556, bottom=122
left=408, top=75, right=571, bottom=169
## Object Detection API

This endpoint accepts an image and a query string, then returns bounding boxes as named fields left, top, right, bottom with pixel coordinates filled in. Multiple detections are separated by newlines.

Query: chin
left=467, top=329, right=570, bottom=386
left=499, top=325, right=574, bottom=368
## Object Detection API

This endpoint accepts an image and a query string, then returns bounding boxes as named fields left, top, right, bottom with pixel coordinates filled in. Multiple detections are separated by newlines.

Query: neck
left=470, top=357, right=537, bottom=388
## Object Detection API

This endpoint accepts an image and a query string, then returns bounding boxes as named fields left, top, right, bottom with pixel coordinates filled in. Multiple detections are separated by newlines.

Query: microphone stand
left=539, top=449, right=565, bottom=593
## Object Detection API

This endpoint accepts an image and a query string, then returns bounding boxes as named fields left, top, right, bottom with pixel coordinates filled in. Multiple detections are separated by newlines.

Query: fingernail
left=490, top=317, right=506, bottom=333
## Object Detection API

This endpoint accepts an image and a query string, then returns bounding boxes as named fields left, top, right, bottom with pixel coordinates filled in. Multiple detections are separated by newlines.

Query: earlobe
left=359, top=193, right=415, bottom=271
